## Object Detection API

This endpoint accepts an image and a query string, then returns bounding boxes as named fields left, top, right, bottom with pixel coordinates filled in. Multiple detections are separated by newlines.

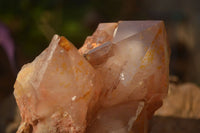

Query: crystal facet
left=14, top=21, right=170, bottom=133
left=14, top=35, right=102, bottom=132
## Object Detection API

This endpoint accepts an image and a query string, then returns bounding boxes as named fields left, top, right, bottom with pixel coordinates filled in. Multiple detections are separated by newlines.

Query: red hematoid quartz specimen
left=14, top=21, right=170, bottom=133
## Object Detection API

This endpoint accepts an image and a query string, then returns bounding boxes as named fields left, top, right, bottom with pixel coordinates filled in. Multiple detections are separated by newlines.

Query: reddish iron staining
left=78, top=60, right=84, bottom=66
left=61, top=63, right=67, bottom=71
left=140, top=65, right=145, bottom=69
left=74, top=67, right=82, bottom=73
left=81, top=90, right=91, bottom=100
left=64, top=83, right=70, bottom=88
left=91, top=43, right=101, bottom=49
left=157, top=66, right=162, bottom=70
left=76, top=90, right=91, bottom=102
left=59, top=36, right=72, bottom=51
left=152, top=27, right=163, bottom=44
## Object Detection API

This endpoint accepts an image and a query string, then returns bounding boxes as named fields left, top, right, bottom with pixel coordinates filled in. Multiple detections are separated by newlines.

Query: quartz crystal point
left=14, top=21, right=170, bottom=133
left=80, top=21, right=170, bottom=133
left=14, top=35, right=101, bottom=133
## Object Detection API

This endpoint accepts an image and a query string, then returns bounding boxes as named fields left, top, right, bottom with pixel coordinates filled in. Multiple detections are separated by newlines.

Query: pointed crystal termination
left=80, top=21, right=170, bottom=133
left=14, top=21, right=169, bottom=133
left=79, top=23, right=117, bottom=55
left=14, top=35, right=102, bottom=133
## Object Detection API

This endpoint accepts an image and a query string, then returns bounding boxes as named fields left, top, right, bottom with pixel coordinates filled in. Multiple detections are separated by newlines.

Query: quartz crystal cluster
left=14, top=21, right=170, bottom=133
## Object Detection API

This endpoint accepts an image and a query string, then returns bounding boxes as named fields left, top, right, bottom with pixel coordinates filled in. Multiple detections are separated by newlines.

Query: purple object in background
left=0, top=22, right=15, bottom=73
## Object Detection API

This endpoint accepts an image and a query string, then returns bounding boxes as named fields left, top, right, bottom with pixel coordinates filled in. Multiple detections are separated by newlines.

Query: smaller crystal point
left=79, top=23, right=117, bottom=55
left=84, top=41, right=114, bottom=66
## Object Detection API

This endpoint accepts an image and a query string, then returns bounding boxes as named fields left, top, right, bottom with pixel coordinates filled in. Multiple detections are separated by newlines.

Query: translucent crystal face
left=80, top=20, right=169, bottom=104
left=14, top=21, right=169, bottom=133
left=14, top=35, right=102, bottom=133
left=80, top=21, right=169, bottom=132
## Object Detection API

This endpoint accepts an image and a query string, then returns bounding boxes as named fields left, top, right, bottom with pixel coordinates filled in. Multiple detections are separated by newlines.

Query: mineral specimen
left=14, top=21, right=170, bottom=133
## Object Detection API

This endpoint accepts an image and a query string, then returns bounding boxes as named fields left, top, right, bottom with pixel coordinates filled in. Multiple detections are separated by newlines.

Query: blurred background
left=0, top=0, right=200, bottom=133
